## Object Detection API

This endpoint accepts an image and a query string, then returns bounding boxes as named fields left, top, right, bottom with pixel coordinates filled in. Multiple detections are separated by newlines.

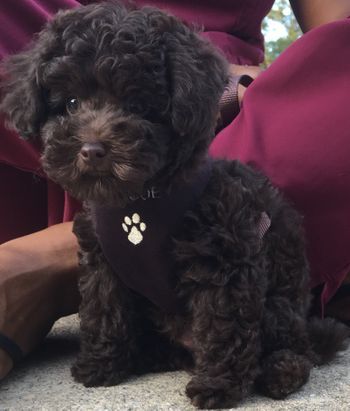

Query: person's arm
left=290, top=0, right=350, bottom=32
left=0, top=222, right=80, bottom=379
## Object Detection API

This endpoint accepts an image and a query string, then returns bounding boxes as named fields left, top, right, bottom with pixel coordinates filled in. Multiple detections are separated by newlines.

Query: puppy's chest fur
left=86, top=159, right=272, bottom=319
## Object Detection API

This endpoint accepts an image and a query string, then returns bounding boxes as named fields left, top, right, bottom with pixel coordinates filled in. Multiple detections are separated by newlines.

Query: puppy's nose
left=80, top=142, right=106, bottom=162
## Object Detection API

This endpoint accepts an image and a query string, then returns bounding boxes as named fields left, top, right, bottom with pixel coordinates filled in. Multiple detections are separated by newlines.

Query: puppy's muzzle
left=78, top=142, right=110, bottom=172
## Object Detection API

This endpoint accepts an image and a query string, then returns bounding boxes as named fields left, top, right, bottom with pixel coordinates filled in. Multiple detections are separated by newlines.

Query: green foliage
left=263, top=0, right=302, bottom=66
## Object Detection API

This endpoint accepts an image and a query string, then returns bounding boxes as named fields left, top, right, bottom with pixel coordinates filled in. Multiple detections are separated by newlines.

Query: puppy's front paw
left=71, top=357, right=128, bottom=387
left=186, top=375, right=242, bottom=409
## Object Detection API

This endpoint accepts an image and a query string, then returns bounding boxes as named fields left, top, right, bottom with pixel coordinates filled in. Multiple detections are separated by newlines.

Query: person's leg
left=0, top=222, right=80, bottom=379
left=210, top=18, right=350, bottom=317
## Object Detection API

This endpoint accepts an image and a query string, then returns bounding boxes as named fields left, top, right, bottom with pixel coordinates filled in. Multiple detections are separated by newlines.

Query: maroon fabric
left=0, top=0, right=83, bottom=242
left=210, top=18, right=350, bottom=305
left=0, top=1, right=349, bottom=308
left=0, top=163, right=47, bottom=244
left=0, top=0, right=80, bottom=57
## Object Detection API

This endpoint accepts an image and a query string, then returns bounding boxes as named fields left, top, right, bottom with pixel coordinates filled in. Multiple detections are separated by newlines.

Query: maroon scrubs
left=0, top=0, right=349, bottom=308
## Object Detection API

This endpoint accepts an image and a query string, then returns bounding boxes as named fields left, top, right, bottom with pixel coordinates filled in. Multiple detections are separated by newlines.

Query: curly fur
left=1, top=2, right=349, bottom=408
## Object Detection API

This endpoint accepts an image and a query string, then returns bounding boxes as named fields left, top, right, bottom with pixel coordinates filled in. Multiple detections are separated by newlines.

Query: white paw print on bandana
left=122, top=213, right=147, bottom=245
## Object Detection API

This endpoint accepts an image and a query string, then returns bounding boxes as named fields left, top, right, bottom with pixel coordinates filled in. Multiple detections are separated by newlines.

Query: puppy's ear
left=0, top=28, right=57, bottom=139
left=166, top=27, right=228, bottom=141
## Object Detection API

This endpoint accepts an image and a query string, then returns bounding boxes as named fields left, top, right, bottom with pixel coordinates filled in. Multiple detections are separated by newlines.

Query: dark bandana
left=90, top=160, right=213, bottom=313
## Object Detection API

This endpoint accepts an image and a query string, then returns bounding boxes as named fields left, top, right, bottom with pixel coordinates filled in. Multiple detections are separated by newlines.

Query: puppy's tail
left=308, top=317, right=350, bottom=365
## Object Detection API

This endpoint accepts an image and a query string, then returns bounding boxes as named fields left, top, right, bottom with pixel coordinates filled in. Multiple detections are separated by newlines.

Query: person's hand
left=0, top=222, right=80, bottom=380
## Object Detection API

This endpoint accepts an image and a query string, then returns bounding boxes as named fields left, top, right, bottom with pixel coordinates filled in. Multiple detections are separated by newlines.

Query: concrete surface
left=0, top=315, right=349, bottom=411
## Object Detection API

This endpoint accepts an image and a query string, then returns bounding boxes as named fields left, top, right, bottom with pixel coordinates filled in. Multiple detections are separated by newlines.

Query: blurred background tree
left=263, top=0, right=302, bottom=65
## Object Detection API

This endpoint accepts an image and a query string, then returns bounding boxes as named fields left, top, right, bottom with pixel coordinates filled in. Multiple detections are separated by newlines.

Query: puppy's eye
left=66, top=98, right=79, bottom=114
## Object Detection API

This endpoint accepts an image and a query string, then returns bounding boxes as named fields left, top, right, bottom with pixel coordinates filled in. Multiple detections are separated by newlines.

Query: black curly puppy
left=1, top=2, right=349, bottom=408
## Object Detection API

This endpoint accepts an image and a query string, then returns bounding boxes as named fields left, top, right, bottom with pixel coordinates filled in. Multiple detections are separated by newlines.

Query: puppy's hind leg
left=257, top=347, right=312, bottom=399
left=256, top=296, right=313, bottom=399
left=256, top=213, right=313, bottom=399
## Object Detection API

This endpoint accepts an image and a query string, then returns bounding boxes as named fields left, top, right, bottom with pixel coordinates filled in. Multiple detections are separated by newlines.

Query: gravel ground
left=0, top=315, right=349, bottom=411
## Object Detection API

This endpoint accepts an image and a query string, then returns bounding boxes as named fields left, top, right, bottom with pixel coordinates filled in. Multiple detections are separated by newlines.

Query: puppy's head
left=1, top=2, right=228, bottom=205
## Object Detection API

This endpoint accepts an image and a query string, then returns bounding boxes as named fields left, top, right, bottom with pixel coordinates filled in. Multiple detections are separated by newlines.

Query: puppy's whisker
left=96, top=178, right=104, bottom=193
left=111, top=162, right=130, bottom=179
